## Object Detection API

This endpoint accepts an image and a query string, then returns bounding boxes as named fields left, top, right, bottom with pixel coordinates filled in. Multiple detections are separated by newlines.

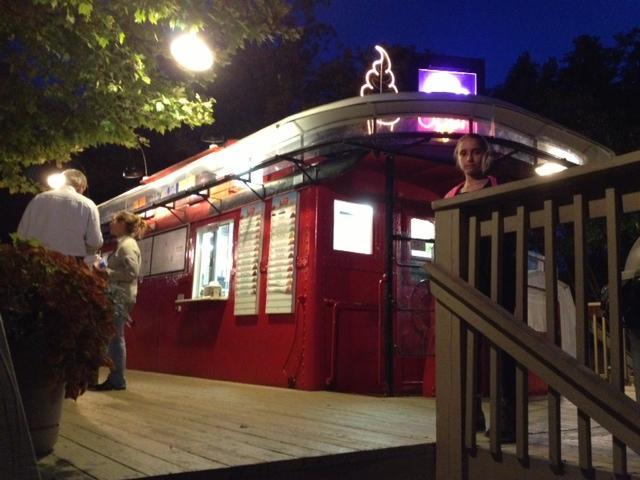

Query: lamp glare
left=535, top=162, right=567, bottom=176
left=47, top=173, right=66, bottom=189
left=170, top=33, right=214, bottom=72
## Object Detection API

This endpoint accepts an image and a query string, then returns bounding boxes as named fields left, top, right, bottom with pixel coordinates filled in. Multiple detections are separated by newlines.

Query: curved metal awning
left=98, top=93, right=614, bottom=224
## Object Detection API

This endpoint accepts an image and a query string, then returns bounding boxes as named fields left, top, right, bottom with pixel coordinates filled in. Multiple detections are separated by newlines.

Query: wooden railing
left=428, top=151, right=640, bottom=479
left=588, top=302, right=633, bottom=383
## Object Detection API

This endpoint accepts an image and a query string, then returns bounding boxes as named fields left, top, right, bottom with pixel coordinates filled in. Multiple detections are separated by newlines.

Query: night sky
left=317, top=0, right=640, bottom=87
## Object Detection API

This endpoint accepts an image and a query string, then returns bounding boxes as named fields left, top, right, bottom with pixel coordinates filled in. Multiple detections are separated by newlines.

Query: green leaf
left=95, top=35, right=109, bottom=48
left=148, top=10, right=160, bottom=25
left=134, top=8, right=146, bottom=23
left=78, top=2, right=92, bottom=18
left=155, top=101, right=164, bottom=112
left=118, top=32, right=125, bottom=44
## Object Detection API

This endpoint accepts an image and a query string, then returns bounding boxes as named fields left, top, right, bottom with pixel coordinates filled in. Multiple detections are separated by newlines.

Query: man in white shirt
left=17, top=169, right=103, bottom=258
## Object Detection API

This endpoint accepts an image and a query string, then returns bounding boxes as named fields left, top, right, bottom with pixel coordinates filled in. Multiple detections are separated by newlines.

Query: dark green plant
left=0, top=237, right=115, bottom=399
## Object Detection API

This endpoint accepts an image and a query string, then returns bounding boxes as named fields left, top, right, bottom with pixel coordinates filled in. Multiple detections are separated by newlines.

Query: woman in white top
left=92, top=211, right=146, bottom=391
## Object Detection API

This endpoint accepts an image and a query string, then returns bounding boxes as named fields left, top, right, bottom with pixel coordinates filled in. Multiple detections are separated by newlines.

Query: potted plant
left=0, top=236, right=115, bottom=456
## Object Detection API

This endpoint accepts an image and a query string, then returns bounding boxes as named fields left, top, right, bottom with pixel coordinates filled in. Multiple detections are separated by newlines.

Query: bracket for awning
left=194, top=191, right=221, bottom=214
left=236, top=177, right=266, bottom=201
left=159, top=203, right=186, bottom=223
left=276, top=154, right=317, bottom=184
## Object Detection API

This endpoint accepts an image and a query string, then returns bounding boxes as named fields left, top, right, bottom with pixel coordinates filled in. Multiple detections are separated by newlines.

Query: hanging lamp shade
left=122, top=163, right=145, bottom=179
left=122, top=146, right=148, bottom=179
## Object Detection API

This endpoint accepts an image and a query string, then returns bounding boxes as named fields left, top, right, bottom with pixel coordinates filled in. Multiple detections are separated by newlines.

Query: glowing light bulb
left=535, top=162, right=567, bottom=176
left=170, top=33, right=214, bottom=72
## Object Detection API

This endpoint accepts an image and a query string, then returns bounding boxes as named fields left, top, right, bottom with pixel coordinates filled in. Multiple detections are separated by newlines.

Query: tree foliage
left=493, top=29, right=640, bottom=296
left=0, top=0, right=299, bottom=192
left=492, top=29, right=640, bottom=155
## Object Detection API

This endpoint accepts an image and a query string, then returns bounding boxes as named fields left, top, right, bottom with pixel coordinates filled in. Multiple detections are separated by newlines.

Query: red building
left=98, top=92, right=612, bottom=396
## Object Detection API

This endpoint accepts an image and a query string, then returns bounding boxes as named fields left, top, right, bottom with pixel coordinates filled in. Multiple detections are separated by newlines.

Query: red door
left=319, top=189, right=386, bottom=395
left=392, top=202, right=435, bottom=395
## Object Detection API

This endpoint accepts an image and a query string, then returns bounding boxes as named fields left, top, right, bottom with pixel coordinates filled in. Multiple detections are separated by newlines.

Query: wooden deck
left=477, top=387, right=640, bottom=477
left=37, top=370, right=436, bottom=479
left=37, top=370, right=640, bottom=479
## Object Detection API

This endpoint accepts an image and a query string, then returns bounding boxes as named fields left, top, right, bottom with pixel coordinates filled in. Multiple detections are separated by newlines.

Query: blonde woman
left=91, top=211, right=146, bottom=391
left=445, top=134, right=517, bottom=442
left=445, top=133, right=497, bottom=197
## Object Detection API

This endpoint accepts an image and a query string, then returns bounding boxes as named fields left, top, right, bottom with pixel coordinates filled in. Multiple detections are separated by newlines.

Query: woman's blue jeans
left=107, top=301, right=132, bottom=388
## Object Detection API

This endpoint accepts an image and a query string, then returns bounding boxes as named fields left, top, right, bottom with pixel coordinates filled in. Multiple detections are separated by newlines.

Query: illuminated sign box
left=418, top=68, right=477, bottom=95
left=417, top=116, right=470, bottom=134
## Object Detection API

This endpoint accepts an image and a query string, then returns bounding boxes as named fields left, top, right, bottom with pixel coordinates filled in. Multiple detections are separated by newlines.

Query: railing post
left=434, top=207, right=466, bottom=480
left=514, top=205, right=529, bottom=465
left=488, top=210, right=505, bottom=458
left=543, top=199, right=563, bottom=473
left=573, top=194, right=594, bottom=474
left=605, top=187, right=628, bottom=476
left=464, top=215, right=480, bottom=453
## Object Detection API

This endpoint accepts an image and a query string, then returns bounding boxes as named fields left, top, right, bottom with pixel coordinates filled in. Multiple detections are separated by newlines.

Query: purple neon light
left=417, top=116, right=469, bottom=134
left=418, top=68, right=477, bottom=95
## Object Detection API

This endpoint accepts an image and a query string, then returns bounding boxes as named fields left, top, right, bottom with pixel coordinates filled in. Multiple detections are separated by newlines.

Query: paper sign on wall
left=149, top=226, right=188, bottom=275
left=234, top=203, right=264, bottom=316
left=138, top=236, right=153, bottom=277
left=265, top=192, right=298, bottom=314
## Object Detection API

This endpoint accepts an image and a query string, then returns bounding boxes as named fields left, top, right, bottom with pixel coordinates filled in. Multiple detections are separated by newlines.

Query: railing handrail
left=426, top=261, right=640, bottom=453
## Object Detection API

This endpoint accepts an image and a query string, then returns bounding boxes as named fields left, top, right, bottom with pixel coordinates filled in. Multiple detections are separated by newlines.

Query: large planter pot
left=12, top=351, right=65, bottom=457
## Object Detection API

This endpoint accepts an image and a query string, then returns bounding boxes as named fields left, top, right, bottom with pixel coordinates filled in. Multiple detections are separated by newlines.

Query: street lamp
left=170, top=33, right=214, bottom=72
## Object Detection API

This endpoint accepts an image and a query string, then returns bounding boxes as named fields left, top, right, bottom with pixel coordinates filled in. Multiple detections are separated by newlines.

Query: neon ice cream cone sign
left=360, top=45, right=400, bottom=134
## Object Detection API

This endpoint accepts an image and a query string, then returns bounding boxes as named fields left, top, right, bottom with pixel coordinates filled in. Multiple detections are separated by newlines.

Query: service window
left=333, top=200, right=373, bottom=254
left=410, top=218, right=435, bottom=259
left=192, top=220, right=234, bottom=299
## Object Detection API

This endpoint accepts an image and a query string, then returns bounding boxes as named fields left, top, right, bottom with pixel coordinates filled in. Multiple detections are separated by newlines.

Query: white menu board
left=138, top=236, right=153, bottom=277
left=149, top=226, right=188, bottom=275
left=234, top=203, right=264, bottom=316
left=265, top=192, right=297, bottom=314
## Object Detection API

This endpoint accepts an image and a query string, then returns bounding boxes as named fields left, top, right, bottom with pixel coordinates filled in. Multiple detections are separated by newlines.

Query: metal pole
left=384, top=154, right=395, bottom=395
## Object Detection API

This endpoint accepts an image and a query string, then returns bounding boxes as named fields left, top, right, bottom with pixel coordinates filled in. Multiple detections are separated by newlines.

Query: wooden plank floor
left=38, top=370, right=436, bottom=479
left=37, top=370, right=640, bottom=479
left=476, top=386, right=640, bottom=476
